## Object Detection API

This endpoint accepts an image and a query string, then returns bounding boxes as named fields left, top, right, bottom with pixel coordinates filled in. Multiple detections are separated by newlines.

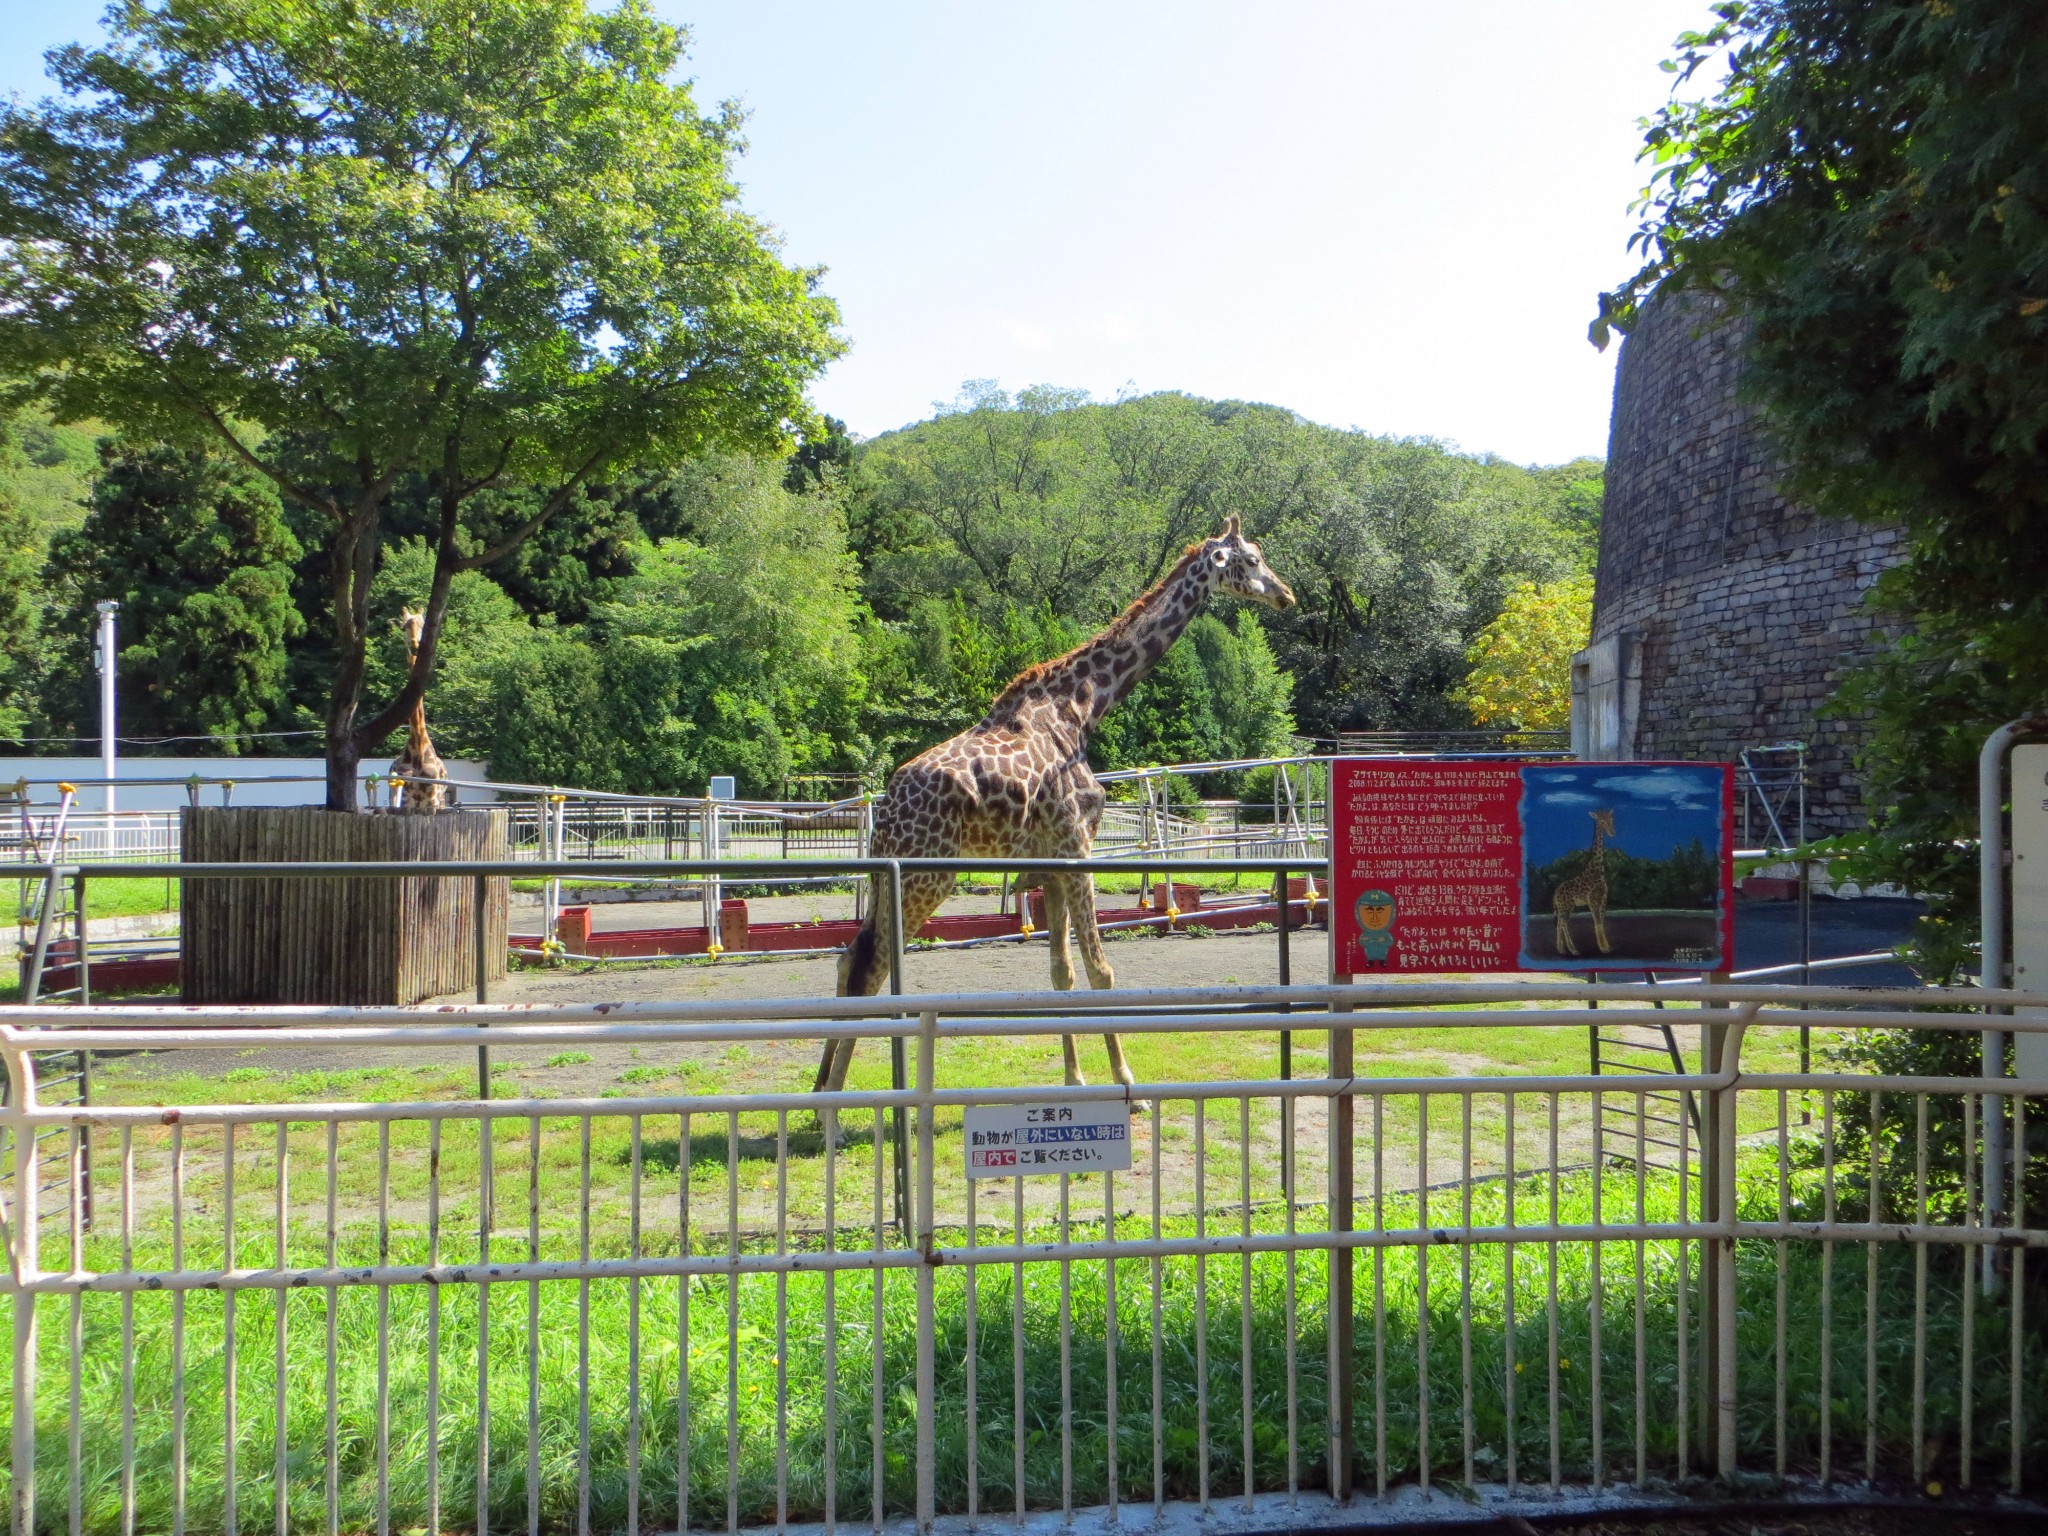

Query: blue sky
left=1521, top=764, right=1724, bottom=868
left=0, top=0, right=1716, bottom=463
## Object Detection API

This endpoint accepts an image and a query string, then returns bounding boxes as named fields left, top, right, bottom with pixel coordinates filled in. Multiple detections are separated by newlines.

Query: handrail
left=13, top=854, right=1327, bottom=881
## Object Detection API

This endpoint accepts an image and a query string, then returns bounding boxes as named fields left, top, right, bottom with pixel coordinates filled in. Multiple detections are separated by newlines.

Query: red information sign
left=1330, top=759, right=1735, bottom=976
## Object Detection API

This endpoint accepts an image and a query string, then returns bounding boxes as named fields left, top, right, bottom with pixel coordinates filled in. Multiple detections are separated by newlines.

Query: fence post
left=75, top=872, right=90, bottom=1006
left=1700, top=979, right=1741, bottom=1477
left=544, top=794, right=566, bottom=943
left=1274, top=870, right=1293, bottom=1196
left=1327, top=994, right=1356, bottom=1501
left=888, top=861, right=911, bottom=1236
left=475, top=872, right=493, bottom=1210
left=8, top=1046, right=41, bottom=1536
left=914, top=1008, right=938, bottom=1533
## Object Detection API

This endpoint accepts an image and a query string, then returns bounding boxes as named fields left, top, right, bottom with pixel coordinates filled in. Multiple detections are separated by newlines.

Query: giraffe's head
left=1203, top=515, right=1296, bottom=610
left=1592, top=808, right=1616, bottom=839
left=397, top=608, right=426, bottom=651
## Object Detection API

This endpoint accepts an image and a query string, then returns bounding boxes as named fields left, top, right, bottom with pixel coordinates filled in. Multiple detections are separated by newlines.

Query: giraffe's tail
left=837, top=915, right=882, bottom=998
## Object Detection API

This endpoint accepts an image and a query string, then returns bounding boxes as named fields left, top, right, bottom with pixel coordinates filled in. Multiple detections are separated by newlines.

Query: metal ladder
left=6, top=780, right=95, bottom=1235
left=1589, top=971, right=1703, bottom=1171
left=1737, top=742, right=1807, bottom=852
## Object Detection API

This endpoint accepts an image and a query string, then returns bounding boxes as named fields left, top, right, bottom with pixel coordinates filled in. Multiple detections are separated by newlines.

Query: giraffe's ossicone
left=814, top=515, right=1296, bottom=1097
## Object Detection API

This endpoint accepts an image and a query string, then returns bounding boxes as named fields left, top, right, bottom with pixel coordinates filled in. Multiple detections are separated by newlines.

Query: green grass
left=80, top=1012, right=1814, bottom=1237
left=19, top=1017, right=1968, bottom=1532
left=11, top=875, right=181, bottom=923
left=9, top=1152, right=2043, bottom=1533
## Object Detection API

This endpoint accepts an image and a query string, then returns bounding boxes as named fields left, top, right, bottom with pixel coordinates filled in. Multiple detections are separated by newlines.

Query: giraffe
left=1551, top=807, right=1617, bottom=956
left=812, top=515, right=1296, bottom=1096
left=388, top=608, right=450, bottom=813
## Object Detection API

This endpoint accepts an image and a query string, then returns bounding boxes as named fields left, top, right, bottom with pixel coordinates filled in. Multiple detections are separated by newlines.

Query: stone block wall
left=1590, top=290, right=1906, bottom=835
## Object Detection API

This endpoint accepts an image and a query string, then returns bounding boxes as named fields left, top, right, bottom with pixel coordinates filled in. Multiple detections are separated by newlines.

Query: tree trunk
left=323, top=508, right=377, bottom=812
left=325, top=724, right=361, bottom=811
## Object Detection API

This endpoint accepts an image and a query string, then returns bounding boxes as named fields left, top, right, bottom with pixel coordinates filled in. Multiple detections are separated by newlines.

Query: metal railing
left=1, top=980, right=2042, bottom=1533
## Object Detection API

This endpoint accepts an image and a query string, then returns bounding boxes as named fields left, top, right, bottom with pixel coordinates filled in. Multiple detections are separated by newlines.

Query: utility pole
left=95, top=600, right=118, bottom=816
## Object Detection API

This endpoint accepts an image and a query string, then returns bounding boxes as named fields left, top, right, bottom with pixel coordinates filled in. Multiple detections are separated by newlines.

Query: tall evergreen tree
left=42, top=443, right=303, bottom=750
left=0, top=418, right=47, bottom=737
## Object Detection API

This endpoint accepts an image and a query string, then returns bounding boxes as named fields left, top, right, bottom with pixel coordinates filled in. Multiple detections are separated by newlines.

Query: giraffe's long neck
left=403, top=635, right=433, bottom=751
left=1034, top=550, right=1217, bottom=734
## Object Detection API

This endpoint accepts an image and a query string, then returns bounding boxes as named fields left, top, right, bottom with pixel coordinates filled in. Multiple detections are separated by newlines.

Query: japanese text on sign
left=964, top=1101, right=1133, bottom=1177
left=1334, top=762, right=1522, bottom=973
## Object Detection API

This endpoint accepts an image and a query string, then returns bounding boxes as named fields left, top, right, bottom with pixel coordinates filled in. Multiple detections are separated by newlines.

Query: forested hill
left=853, top=386, right=1599, bottom=748
left=0, top=389, right=1599, bottom=795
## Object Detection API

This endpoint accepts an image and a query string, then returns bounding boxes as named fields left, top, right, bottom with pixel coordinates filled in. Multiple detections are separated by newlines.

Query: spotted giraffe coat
left=816, top=516, right=1295, bottom=1093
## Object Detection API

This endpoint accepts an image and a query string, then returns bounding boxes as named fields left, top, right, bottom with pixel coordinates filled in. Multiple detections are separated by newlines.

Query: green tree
left=1187, top=613, right=1297, bottom=761
left=0, top=405, right=103, bottom=530
left=0, top=0, right=841, bottom=807
left=1596, top=1, right=2048, bottom=1217
left=0, top=420, right=46, bottom=736
left=486, top=630, right=612, bottom=790
left=1596, top=0, right=2048, bottom=979
left=783, top=414, right=855, bottom=493
left=488, top=454, right=868, bottom=796
left=41, top=442, right=304, bottom=751
left=850, top=388, right=1595, bottom=745
left=1451, top=574, right=1593, bottom=734
left=361, top=540, right=536, bottom=762
left=1092, top=638, right=1226, bottom=773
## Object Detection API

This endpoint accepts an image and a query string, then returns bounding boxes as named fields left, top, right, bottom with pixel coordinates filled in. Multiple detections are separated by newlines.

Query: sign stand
left=1320, top=757, right=1740, bottom=1485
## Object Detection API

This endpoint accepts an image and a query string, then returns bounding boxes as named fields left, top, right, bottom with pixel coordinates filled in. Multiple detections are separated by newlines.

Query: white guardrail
left=0, top=980, right=2043, bottom=1534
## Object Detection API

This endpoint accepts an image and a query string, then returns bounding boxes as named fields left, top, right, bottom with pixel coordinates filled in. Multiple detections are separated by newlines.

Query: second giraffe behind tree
left=813, top=515, right=1297, bottom=1096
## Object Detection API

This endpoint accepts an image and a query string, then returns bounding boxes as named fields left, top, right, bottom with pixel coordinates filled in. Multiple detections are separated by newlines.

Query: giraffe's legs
left=1040, top=879, right=1095, bottom=1086
left=1590, top=897, right=1612, bottom=954
left=1554, top=900, right=1578, bottom=957
left=820, top=870, right=955, bottom=1096
left=1055, top=871, right=1133, bottom=1090
left=1044, top=877, right=1077, bottom=992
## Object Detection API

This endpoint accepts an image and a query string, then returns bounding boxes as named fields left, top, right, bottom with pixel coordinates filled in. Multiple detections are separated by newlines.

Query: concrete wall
left=1580, top=290, right=1906, bottom=835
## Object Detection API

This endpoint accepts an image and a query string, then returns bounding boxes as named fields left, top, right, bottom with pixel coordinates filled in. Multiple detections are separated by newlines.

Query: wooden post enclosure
left=182, top=807, right=510, bottom=1006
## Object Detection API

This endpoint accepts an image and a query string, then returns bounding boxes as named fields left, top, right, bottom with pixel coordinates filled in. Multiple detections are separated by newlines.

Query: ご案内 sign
left=964, top=1101, right=1133, bottom=1177
left=1330, top=760, right=1735, bottom=976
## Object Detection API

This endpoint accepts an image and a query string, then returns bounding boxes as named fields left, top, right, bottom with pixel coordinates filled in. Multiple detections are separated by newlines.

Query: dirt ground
left=114, top=921, right=1323, bottom=1093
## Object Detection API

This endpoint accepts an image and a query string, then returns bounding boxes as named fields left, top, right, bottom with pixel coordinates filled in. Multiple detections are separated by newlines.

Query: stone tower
left=1572, top=291, right=1905, bottom=835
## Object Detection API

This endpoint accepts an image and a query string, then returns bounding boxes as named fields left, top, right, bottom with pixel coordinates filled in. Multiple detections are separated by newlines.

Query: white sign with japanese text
left=964, top=1101, right=1133, bottom=1177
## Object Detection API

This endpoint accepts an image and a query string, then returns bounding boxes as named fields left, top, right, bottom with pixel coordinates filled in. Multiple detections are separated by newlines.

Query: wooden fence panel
left=181, top=808, right=510, bottom=1005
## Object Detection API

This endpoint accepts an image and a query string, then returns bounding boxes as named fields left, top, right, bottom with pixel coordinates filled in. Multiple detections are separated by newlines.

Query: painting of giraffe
left=1519, top=763, right=1733, bottom=970
left=1549, top=807, right=1616, bottom=956
left=813, top=515, right=1296, bottom=1095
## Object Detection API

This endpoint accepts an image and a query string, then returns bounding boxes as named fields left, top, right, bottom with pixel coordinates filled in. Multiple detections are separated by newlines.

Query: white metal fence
left=1, top=980, right=2043, bottom=1534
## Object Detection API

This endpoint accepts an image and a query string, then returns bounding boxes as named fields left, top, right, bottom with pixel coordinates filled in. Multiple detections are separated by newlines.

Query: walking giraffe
left=388, top=608, right=450, bottom=812
left=1551, top=807, right=1617, bottom=956
left=812, top=515, right=1296, bottom=1094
